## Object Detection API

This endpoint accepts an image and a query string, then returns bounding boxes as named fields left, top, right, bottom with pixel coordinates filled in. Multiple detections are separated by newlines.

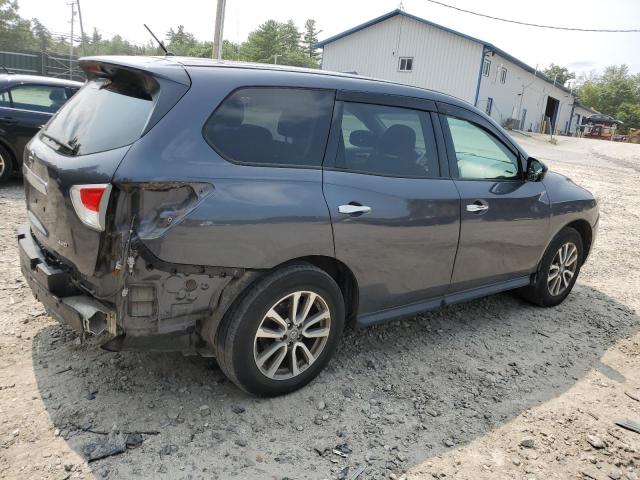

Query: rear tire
left=213, top=264, right=345, bottom=396
left=518, top=227, right=583, bottom=307
left=0, top=144, right=14, bottom=185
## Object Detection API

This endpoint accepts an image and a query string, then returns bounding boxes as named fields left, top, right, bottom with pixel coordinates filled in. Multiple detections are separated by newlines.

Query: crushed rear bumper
left=17, top=223, right=242, bottom=354
left=17, top=224, right=115, bottom=335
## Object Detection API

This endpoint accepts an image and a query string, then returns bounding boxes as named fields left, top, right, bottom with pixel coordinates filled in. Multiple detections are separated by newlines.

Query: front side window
left=204, top=88, right=334, bottom=167
left=9, top=85, right=68, bottom=113
left=446, top=116, right=519, bottom=180
left=399, top=57, right=413, bottom=72
left=335, top=102, right=438, bottom=178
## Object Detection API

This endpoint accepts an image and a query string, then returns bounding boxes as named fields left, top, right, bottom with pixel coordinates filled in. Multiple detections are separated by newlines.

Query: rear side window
left=42, top=78, right=154, bottom=156
left=203, top=88, right=334, bottom=167
left=10, top=85, right=68, bottom=113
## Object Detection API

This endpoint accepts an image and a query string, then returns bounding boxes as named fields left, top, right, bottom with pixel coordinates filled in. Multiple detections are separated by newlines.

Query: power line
left=423, top=0, right=640, bottom=33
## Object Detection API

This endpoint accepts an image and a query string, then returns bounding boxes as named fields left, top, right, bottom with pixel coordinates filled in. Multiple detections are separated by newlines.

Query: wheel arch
left=535, top=218, right=593, bottom=275
left=293, top=255, right=359, bottom=324
left=565, top=219, right=593, bottom=262
left=202, top=255, right=359, bottom=348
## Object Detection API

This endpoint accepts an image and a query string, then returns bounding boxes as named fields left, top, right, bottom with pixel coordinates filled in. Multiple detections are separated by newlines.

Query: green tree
left=617, top=102, right=640, bottom=130
left=166, top=25, right=199, bottom=56
left=222, top=40, right=241, bottom=61
left=0, top=5, right=320, bottom=70
left=542, top=63, right=575, bottom=86
left=90, top=27, right=102, bottom=44
left=0, top=0, right=38, bottom=51
left=578, top=65, right=639, bottom=116
left=240, top=19, right=317, bottom=68
left=302, top=19, right=320, bottom=59
left=577, top=65, right=640, bottom=132
left=30, top=18, right=50, bottom=49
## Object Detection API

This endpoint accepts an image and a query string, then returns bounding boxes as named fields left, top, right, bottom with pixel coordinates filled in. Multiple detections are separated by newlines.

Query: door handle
left=339, top=204, right=372, bottom=215
left=1, top=117, right=17, bottom=125
left=466, top=202, right=489, bottom=213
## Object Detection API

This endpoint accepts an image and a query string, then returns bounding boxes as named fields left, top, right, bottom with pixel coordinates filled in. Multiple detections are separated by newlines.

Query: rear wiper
left=40, top=131, right=78, bottom=154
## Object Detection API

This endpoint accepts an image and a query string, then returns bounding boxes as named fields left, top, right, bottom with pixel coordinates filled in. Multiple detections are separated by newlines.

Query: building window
left=485, top=97, right=493, bottom=116
left=500, top=67, right=507, bottom=84
left=398, top=57, right=413, bottom=72
left=482, top=59, right=491, bottom=77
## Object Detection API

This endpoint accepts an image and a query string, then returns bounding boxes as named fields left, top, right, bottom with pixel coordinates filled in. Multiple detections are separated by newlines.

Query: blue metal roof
left=315, top=9, right=573, bottom=95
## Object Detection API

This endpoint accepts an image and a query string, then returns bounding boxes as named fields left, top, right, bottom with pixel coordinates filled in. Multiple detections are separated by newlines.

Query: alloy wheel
left=0, top=153, right=5, bottom=178
left=547, top=242, right=579, bottom=296
left=253, top=291, right=331, bottom=380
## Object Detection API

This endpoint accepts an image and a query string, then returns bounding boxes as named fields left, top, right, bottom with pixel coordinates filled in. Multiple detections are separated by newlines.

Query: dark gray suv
left=18, top=56, right=598, bottom=396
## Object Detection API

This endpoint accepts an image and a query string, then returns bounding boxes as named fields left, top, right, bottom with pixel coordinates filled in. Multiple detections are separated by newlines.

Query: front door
left=323, top=95, right=460, bottom=319
left=439, top=106, right=550, bottom=292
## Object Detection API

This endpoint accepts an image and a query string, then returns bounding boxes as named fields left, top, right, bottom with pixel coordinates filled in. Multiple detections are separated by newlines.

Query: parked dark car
left=0, top=74, right=82, bottom=183
left=18, top=56, right=598, bottom=396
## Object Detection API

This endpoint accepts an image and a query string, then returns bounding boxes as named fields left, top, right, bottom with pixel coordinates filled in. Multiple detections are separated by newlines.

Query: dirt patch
left=1, top=136, right=639, bottom=479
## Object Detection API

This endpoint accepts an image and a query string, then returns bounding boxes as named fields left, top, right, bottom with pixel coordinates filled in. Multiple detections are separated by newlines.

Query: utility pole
left=212, top=0, right=227, bottom=60
left=76, top=0, right=86, bottom=56
left=69, top=1, right=76, bottom=79
left=566, top=82, right=576, bottom=136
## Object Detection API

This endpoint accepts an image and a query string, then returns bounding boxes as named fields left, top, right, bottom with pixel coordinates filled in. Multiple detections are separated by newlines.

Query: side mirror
left=526, top=157, right=548, bottom=182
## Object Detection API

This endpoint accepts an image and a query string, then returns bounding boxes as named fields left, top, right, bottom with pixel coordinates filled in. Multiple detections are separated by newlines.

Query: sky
left=15, top=0, right=640, bottom=77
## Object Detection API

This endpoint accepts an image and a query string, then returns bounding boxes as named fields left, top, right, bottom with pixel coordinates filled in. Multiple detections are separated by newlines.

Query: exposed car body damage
left=18, top=55, right=599, bottom=371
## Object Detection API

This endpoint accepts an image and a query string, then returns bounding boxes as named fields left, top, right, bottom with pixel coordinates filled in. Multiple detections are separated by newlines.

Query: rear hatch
left=23, top=57, right=190, bottom=276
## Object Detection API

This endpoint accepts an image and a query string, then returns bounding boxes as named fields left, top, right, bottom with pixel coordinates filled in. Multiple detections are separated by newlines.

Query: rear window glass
left=203, top=88, right=334, bottom=167
left=42, top=78, right=154, bottom=156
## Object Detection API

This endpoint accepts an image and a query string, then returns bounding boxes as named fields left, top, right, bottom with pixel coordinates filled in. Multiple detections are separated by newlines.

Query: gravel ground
left=0, top=134, right=639, bottom=480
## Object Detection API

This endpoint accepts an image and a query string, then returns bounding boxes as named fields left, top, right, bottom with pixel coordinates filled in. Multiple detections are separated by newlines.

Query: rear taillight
left=70, top=184, right=112, bottom=231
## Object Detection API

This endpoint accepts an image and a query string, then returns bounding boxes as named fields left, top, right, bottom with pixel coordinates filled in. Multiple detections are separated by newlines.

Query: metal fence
left=0, top=50, right=86, bottom=82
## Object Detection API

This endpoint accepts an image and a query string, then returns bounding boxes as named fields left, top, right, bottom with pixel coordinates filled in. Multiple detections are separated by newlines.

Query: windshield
left=42, top=78, right=154, bottom=156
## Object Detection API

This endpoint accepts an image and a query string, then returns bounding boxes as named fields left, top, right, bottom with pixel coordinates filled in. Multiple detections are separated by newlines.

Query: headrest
left=277, top=108, right=313, bottom=138
left=218, top=96, right=245, bottom=127
left=349, top=130, right=374, bottom=148
left=377, top=124, right=416, bottom=155
left=49, top=89, right=65, bottom=102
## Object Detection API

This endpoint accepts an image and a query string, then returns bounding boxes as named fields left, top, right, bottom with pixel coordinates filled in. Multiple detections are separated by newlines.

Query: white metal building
left=316, top=10, right=583, bottom=134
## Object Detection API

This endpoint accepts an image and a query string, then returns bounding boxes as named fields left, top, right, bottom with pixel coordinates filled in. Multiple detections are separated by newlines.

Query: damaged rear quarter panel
left=140, top=173, right=334, bottom=268
left=111, top=67, right=335, bottom=270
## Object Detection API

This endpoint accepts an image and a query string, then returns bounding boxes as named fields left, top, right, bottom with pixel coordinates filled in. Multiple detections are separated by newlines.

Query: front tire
left=518, top=227, right=583, bottom=307
left=214, top=264, right=345, bottom=396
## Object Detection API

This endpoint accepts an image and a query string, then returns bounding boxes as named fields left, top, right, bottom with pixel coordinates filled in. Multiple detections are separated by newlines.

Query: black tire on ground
left=517, top=226, right=584, bottom=307
left=213, top=263, right=345, bottom=397
left=0, top=144, right=14, bottom=185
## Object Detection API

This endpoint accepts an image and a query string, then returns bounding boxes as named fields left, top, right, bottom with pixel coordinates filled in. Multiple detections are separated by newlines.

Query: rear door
left=23, top=61, right=190, bottom=275
left=438, top=103, right=550, bottom=292
left=323, top=92, right=460, bottom=320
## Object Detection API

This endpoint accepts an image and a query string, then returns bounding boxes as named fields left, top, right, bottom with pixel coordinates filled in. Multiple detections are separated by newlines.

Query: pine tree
left=302, top=19, right=320, bottom=59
